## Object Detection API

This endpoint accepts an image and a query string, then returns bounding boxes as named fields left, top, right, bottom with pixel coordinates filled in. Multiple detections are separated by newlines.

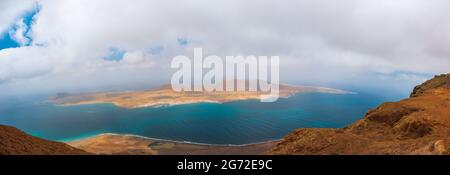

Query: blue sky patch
left=177, top=38, right=189, bottom=46
left=104, top=47, right=125, bottom=61
left=0, top=3, right=40, bottom=50
left=0, top=33, right=20, bottom=50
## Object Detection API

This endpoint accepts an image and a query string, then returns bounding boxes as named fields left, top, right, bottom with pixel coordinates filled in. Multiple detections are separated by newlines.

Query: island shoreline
left=66, top=132, right=282, bottom=147
left=68, top=133, right=281, bottom=155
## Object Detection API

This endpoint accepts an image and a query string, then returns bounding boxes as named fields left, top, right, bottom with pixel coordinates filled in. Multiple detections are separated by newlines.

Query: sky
left=0, top=0, right=449, bottom=97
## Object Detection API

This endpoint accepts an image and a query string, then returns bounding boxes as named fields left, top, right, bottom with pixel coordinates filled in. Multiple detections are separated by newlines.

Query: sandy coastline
left=68, top=133, right=279, bottom=155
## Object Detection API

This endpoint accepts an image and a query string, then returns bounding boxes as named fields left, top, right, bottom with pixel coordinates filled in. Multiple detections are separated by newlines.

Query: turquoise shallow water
left=0, top=93, right=390, bottom=144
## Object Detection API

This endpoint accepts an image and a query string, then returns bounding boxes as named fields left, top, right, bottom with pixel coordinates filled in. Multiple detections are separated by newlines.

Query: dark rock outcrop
left=411, top=74, right=450, bottom=97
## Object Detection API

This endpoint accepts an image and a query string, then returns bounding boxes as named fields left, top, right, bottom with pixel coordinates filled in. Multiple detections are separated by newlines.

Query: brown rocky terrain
left=0, top=125, right=90, bottom=155
left=269, top=74, right=450, bottom=155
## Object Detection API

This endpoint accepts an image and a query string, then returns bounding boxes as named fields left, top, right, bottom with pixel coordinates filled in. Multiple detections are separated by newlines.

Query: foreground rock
left=0, top=125, right=90, bottom=155
left=269, top=74, right=450, bottom=155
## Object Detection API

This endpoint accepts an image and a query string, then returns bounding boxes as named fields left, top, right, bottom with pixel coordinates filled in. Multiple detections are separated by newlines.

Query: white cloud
left=0, top=46, right=52, bottom=83
left=9, top=18, right=31, bottom=46
left=1, top=0, right=450, bottom=96
left=0, top=0, right=35, bottom=34
left=122, top=51, right=152, bottom=65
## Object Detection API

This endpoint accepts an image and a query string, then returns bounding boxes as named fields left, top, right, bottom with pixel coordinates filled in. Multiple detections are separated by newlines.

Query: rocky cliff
left=269, top=74, right=450, bottom=155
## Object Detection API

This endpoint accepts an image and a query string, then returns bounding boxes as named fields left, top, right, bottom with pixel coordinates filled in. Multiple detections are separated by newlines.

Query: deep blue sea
left=0, top=92, right=399, bottom=145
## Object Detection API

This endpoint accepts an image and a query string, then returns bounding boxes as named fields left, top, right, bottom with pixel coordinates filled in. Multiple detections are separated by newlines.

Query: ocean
left=0, top=92, right=398, bottom=145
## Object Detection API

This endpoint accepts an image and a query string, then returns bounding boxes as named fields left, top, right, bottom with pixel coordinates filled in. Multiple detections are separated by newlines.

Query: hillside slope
left=0, top=125, right=90, bottom=155
left=269, top=74, right=450, bottom=155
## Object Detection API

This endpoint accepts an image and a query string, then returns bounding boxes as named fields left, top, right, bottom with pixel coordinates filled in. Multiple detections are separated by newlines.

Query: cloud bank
left=0, top=0, right=449, bottom=96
